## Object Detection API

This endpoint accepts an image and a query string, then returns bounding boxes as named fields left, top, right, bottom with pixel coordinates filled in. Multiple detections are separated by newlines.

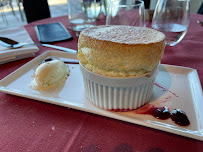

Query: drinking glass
left=106, top=0, right=145, bottom=27
left=152, top=0, right=190, bottom=46
left=67, top=0, right=99, bottom=32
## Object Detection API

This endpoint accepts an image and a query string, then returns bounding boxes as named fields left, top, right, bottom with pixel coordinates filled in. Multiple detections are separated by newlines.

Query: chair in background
left=197, top=2, right=203, bottom=14
left=22, top=0, right=50, bottom=23
left=0, top=0, right=15, bottom=24
left=0, top=0, right=7, bottom=24
left=0, top=0, right=25, bottom=25
left=16, top=0, right=25, bottom=21
left=144, top=0, right=150, bottom=9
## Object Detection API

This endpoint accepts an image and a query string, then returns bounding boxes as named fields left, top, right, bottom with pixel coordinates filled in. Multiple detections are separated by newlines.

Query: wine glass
left=106, top=0, right=145, bottom=27
left=152, top=0, right=190, bottom=46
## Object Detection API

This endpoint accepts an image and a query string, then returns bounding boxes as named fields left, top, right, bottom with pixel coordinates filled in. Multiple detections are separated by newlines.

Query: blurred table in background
left=0, top=14, right=203, bottom=151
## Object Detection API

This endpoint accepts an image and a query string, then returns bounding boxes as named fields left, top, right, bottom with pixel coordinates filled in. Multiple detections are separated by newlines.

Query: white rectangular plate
left=0, top=51, right=203, bottom=141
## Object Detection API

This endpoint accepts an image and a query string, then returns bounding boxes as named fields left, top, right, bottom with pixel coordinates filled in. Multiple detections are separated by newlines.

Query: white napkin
left=0, top=27, right=39, bottom=64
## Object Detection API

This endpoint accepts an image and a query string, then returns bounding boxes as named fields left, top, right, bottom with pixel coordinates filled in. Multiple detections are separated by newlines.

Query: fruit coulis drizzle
left=154, top=82, right=178, bottom=97
left=111, top=82, right=190, bottom=126
left=134, top=104, right=171, bottom=120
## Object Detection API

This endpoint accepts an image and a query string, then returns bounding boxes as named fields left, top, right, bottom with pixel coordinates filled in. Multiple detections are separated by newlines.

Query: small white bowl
left=80, top=64, right=160, bottom=111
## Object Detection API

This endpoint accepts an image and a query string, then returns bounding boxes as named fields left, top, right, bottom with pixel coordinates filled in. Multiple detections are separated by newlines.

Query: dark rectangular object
left=35, top=22, right=73, bottom=43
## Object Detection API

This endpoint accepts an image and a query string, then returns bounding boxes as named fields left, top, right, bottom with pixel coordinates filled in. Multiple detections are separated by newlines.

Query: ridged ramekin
left=80, top=64, right=160, bottom=111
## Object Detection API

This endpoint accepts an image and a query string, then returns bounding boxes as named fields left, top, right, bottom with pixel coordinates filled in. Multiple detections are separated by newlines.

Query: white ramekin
left=80, top=64, right=160, bottom=111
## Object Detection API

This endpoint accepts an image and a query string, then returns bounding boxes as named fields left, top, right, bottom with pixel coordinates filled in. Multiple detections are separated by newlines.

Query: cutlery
left=0, top=37, right=77, bottom=54
left=42, top=58, right=79, bottom=64
left=197, top=20, right=203, bottom=27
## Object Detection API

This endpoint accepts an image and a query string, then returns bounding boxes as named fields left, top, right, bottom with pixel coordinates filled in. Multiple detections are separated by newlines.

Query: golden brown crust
left=77, top=25, right=165, bottom=77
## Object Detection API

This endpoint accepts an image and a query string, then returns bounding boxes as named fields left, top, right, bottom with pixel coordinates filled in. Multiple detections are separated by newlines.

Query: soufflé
left=77, top=25, right=165, bottom=110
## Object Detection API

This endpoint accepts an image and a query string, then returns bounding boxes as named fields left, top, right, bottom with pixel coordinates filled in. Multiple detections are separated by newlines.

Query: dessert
left=31, top=58, right=69, bottom=89
left=78, top=25, right=165, bottom=77
left=77, top=25, right=165, bottom=110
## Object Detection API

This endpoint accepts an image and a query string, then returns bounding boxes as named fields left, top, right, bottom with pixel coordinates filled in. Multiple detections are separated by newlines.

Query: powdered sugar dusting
left=82, top=25, right=165, bottom=44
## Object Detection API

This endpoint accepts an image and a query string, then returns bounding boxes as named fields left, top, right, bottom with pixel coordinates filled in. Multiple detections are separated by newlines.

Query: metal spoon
left=197, top=20, right=203, bottom=27
left=0, top=37, right=77, bottom=54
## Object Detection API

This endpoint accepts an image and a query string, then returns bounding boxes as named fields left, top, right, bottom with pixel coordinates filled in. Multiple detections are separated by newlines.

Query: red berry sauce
left=134, top=104, right=171, bottom=120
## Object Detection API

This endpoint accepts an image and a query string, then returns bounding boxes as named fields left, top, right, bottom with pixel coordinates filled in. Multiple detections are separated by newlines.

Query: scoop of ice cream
left=34, top=59, right=68, bottom=87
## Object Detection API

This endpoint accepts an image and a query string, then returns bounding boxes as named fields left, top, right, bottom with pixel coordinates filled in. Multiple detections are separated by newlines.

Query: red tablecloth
left=0, top=14, right=203, bottom=151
